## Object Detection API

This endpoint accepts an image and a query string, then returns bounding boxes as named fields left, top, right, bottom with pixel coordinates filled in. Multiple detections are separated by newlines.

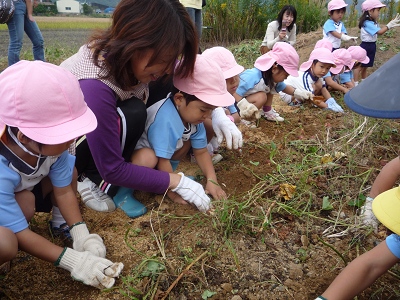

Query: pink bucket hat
left=202, top=47, right=244, bottom=79
left=362, top=0, right=386, bottom=12
left=330, top=48, right=353, bottom=74
left=328, top=0, right=348, bottom=11
left=173, top=55, right=235, bottom=107
left=0, top=60, right=97, bottom=144
left=347, top=46, right=370, bottom=69
left=300, top=48, right=336, bottom=72
left=314, top=39, right=333, bottom=51
left=254, top=42, right=299, bottom=77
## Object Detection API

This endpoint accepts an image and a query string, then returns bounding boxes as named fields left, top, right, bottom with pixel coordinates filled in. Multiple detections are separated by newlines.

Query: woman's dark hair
left=89, top=0, right=198, bottom=90
left=277, top=5, right=297, bottom=32
left=329, top=7, right=346, bottom=16
left=171, top=86, right=199, bottom=106
left=261, top=63, right=285, bottom=90
left=359, top=11, right=375, bottom=28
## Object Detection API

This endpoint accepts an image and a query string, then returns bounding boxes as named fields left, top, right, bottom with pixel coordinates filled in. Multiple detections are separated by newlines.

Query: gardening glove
left=56, top=247, right=124, bottom=289
left=359, top=197, right=379, bottom=232
left=340, top=34, right=358, bottom=42
left=387, top=13, right=400, bottom=29
left=293, top=89, right=313, bottom=101
left=237, top=98, right=261, bottom=120
left=171, top=172, right=211, bottom=212
left=70, top=223, right=106, bottom=258
left=325, top=98, right=344, bottom=113
left=211, top=107, right=243, bottom=150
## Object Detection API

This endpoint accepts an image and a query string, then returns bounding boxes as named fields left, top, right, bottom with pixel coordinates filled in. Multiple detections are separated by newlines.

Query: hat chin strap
left=8, top=127, right=42, bottom=158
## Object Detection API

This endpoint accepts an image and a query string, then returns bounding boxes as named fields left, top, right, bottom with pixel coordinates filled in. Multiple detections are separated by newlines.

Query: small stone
left=221, top=283, right=233, bottom=292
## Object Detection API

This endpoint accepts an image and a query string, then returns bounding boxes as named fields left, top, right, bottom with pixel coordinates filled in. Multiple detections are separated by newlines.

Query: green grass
left=0, top=16, right=111, bottom=31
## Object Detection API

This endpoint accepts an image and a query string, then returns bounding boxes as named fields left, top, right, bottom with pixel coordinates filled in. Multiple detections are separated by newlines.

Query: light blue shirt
left=386, top=234, right=400, bottom=259
left=236, top=68, right=286, bottom=97
left=0, top=148, right=74, bottom=233
left=135, top=97, right=207, bottom=159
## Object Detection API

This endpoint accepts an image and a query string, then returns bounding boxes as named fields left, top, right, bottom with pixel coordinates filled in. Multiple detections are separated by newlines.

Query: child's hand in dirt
left=205, top=179, right=226, bottom=201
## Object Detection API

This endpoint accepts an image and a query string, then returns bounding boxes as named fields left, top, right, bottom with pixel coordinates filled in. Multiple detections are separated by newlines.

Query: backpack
left=0, top=0, right=15, bottom=24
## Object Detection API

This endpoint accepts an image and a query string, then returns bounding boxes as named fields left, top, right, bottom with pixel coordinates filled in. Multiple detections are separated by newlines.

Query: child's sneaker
left=263, top=109, right=284, bottom=122
left=77, top=178, right=116, bottom=212
left=211, top=154, right=223, bottom=164
left=49, top=221, right=72, bottom=242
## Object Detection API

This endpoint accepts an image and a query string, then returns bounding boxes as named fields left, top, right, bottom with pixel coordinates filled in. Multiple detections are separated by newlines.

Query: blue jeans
left=7, top=0, right=45, bottom=66
left=185, top=7, right=202, bottom=40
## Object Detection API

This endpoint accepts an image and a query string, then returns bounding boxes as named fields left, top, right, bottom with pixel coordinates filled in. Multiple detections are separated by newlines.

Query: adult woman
left=60, top=0, right=210, bottom=219
left=260, top=5, right=297, bottom=54
left=6, top=0, right=45, bottom=66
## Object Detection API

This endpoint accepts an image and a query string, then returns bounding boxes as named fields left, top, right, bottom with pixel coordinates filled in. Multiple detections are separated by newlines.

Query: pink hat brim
left=223, top=65, right=244, bottom=79
left=330, top=63, right=345, bottom=74
left=19, top=106, right=97, bottom=145
left=299, top=58, right=336, bottom=72
left=196, top=90, right=235, bottom=107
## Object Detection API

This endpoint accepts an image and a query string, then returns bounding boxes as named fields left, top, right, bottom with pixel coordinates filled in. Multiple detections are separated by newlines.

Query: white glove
left=359, top=197, right=379, bottom=232
left=293, top=89, right=313, bottom=101
left=326, top=98, right=344, bottom=113
left=341, top=34, right=358, bottom=42
left=211, top=107, right=243, bottom=150
left=387, top=13, right=400, bottom=29
left=70, top=223, right=106, bottom=258
left=237, top=98, right=261, bottom=120
left=171, top=172, right=211, bottom=212
left=56, top=247, right=124, bottom=289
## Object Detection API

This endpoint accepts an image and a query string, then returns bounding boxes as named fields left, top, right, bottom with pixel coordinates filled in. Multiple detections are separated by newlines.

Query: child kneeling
left=132, top=55, right=233, bottom=210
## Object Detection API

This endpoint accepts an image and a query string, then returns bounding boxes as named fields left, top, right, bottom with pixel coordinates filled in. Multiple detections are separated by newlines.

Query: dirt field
left=1, top=27, right=400, bottom=300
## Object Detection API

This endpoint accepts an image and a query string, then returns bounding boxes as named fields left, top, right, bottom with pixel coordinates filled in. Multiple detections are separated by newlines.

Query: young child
left=315, top=52, right=400, bottom=300
left=323, top=0, right=357, bottom=51
left=234, top=42, right=312, bottom=122
left=356, top=0, right=400, bottom=80
left=339, top=46, right=370, bottom=89
left=279, top=47, right=344, bottom=112
left=133, top=55, right=232, bottom=210
left=202, top=46, right=244, bottom=154
left=0, top=60, right=123, bottom=289
left=315, top=186, right=400, bottom=300
left=323, top=48, right=353, bottom=94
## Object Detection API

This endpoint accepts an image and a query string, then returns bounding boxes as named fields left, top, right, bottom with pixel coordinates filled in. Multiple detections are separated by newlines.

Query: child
left=234, top=42, right=312, bottom=122
left=279, top=47, right=344, bottom=112
left=315, top=52, right=400, bottom=300
left=133, top=55, right=232, bottom=210
left=339, top=46, right=370, bottom=89
left=0, top=60, right=123, bottom=289
left=356, top=0, right=400, bottom=81
left=202, top=46, right=244, bottom=153
left=315, top=186, right=400, bottom=300
left=260, top=5, right=297, bottom=54
left=323, top=48, right=353, bottom=94
left=323, top=0, right=357, bottom=51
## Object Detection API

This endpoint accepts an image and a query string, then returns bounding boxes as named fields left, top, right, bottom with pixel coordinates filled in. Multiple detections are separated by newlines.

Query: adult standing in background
left=180, top=0, right=202, bottom=41
left=7, top=0, right=45, bottom=66
left=260, top=5, right=297, bottom=54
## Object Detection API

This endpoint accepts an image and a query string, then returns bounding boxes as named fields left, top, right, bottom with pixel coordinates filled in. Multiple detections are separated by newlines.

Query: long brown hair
left=89, top=0, right=198, bottom=90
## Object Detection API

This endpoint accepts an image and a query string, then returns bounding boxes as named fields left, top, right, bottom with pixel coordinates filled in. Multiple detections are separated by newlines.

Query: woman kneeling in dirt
left=60, top=0, right=212, bottom=221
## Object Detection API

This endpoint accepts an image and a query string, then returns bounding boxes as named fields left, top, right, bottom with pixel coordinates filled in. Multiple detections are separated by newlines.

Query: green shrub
left=202, top=0, right=327, bottom=45
left=33, top=3, right=58, bottom=16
